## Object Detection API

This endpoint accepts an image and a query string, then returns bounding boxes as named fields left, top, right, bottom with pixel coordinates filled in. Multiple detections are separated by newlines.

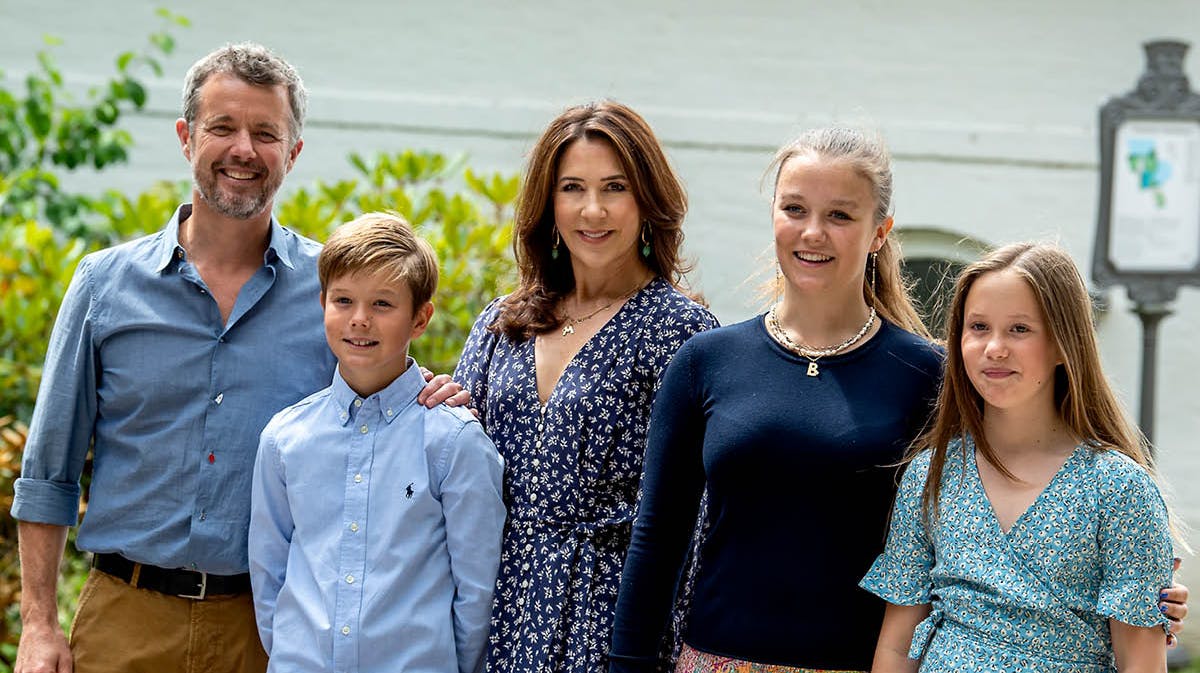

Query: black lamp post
left=1093, top=40, right=1200, bottom=452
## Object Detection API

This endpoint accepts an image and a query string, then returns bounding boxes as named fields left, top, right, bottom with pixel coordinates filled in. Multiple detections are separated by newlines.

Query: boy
left=249, top=212, right=505, bottom=673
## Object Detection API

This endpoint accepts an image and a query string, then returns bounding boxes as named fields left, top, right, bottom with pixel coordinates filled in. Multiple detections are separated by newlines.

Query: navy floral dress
left=454, top=277, right=717, bottom=673
left=860, top=436, right=1174, bottom=672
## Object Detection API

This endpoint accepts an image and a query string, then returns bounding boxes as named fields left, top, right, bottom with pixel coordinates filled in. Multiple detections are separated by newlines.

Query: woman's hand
left=417, top=369, right=472, bottom=410
left=1161, top=557, right=1189, bottom=648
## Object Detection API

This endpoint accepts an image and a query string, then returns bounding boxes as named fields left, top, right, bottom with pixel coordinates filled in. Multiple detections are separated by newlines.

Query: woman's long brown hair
left=492, top=100, right=695, bottom=340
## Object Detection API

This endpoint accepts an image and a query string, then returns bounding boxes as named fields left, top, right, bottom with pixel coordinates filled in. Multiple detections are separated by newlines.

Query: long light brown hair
left=915, top=242, right=1159, bottom=519
left=765, top=127, right=930, bottom=339
left=493, top=101, right=694, bottom=340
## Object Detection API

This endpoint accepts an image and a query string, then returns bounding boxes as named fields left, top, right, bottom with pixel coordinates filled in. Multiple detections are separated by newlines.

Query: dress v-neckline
left=531, top=280, right=651, bottom=407
left=969, top=441, right=1085, bottom=537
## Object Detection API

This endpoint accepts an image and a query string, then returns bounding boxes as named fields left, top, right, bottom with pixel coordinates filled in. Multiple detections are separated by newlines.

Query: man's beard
left=193, top=161, right=282, bottom=220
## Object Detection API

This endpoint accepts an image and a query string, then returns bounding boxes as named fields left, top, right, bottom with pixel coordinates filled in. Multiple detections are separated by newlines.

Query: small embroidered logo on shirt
left=405, top=482, right=414, bottom=499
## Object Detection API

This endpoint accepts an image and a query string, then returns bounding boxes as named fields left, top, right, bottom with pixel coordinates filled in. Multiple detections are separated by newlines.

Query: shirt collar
left=153, top=203, right=296, bottom=273
left=329, top=358, right=425, bottom=426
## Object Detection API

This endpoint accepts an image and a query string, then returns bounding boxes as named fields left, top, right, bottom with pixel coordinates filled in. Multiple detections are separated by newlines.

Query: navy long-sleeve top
left=609, top=316, right=943, bottom=671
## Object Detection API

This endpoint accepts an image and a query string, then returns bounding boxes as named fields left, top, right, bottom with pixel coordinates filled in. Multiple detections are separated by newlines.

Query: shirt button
left=354, top=399, right=362, bottom=408
left=199, top=288, right=207, bottom=294
left=359, top=425, right=368, bottom=434
left=345, top=574, right=355, bottom=584
left=385, top=408, right=393, bottom=417
left=176, top=249, right=183, bottom=259
left=340, top=412, right=348, bottom=421
left=190, top=562, right=197, bottom=569
left=349, top=522, right=359, bottom=532
left=198, top=510, right=207, bottom=521
left=530, top=493, right=538, bottom=502
left=341, top=626, right=351, bottom=636
left=214, top=393, right=224, bottom=405
left=354, top=474, right=363, bottom=483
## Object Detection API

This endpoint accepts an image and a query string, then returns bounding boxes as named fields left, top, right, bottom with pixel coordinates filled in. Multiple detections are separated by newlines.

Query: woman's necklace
left=559, top=283, right=645, bottom=337
left=766, top=305, right=876, bottom=377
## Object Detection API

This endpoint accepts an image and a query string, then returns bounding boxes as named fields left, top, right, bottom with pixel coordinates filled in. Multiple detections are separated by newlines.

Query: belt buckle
left=179, top=571, right=208, bottom=600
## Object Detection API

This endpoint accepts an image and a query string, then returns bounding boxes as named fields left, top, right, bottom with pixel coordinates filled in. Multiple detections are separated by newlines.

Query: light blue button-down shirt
left=11, top=204, right=335, bottom=574
left=250, top=361, right=505, bottom=673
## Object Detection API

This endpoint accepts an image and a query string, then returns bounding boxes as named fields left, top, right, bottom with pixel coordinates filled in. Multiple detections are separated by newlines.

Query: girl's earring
left=869, top=251, right=878, bottom=301
left=551, top=227, right=561, bottom=261
left=640, top=221, right=652, bottom=258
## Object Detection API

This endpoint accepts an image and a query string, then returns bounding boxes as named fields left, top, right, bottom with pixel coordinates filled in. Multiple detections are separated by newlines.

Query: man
left=12, top=43, right=335, bottom=673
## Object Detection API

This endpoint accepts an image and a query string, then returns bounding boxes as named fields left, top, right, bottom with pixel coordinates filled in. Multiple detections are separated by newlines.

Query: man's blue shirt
left=249, top=361, right=505, bottom=673
left=11, top=204, right=336, bottom=574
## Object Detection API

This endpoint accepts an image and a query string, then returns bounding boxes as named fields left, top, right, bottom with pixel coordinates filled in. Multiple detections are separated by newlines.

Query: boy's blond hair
left=318, top=212, right=438, bottom=310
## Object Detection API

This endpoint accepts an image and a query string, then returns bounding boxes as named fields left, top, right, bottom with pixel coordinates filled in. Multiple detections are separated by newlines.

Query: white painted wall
left=3, top=0, right=1200, bottom=648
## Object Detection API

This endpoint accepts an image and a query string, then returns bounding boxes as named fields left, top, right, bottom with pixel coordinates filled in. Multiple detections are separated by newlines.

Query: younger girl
left=862, top=242, right=1181, bottom=672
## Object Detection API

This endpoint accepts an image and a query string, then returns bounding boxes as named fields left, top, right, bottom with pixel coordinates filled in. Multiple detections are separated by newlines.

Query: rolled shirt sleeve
left=12, top=255, right=99, bottom=526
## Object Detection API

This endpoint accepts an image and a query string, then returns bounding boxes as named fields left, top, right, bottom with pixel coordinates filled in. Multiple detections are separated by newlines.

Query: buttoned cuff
left=11, top=477, right=82, bottom=526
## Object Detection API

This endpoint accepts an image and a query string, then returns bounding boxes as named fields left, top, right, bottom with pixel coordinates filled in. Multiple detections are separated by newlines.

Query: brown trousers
left=69, top=569, right=268, bottom=673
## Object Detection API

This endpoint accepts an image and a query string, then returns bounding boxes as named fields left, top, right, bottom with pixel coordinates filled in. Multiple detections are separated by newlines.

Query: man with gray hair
left=12, top=43, right=335, bottom=673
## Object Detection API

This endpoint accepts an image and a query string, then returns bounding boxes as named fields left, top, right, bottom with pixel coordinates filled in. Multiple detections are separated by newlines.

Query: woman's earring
left=551, top=227, right=561, bottom=261
left=640, top=222, right=652, bottom=258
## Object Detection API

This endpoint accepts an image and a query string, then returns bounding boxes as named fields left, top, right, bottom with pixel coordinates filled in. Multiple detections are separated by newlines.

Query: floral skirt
left=674, top=644, right=865, bottom=673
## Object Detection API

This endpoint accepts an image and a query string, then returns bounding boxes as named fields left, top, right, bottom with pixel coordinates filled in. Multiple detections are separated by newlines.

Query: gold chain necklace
left=559, top=284, right=644, bottom=337
left=766, top=305, right=876, bottom=377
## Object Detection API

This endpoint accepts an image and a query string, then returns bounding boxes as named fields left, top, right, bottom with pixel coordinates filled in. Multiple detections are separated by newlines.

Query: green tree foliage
left=0, top=18, right=517, bottom=671
left=0, top=9, right=190, bottom=241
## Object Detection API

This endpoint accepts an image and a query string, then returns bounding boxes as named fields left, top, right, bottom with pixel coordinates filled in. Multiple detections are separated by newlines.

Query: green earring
left=640, top=222, right=652, bottom=258
left=551, top=227, right=561, bottom=261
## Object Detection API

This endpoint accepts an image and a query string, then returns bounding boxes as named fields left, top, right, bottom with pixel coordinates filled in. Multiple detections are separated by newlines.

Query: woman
left=452, top=101, right=717, bottom=673
left=607, top=127, right=1188, bottom=672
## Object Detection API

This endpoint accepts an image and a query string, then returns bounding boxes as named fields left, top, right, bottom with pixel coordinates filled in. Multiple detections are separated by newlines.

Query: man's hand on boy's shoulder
left=418, top=369, right=475, bottom=415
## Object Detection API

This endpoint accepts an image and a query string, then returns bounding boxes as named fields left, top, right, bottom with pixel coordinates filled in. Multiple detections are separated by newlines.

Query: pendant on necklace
left=806, top=361, right=819, bottom=377
left=562, top=323, right=575, bottom=337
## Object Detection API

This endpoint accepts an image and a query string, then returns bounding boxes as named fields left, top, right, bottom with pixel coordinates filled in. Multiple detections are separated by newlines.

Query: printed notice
left=1110, top=120, right=1200, bottom=271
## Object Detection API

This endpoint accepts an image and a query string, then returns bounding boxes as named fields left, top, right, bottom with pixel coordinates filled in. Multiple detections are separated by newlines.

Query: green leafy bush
left=278, top=151, right=518, bottom=374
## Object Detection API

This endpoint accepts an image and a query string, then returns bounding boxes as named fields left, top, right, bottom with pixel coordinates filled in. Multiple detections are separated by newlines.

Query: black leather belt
left=92, top=553, right=250, bottom=600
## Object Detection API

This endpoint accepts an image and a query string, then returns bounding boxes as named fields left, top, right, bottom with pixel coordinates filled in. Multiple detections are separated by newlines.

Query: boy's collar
left=329, top=359, right=424, bottom=426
